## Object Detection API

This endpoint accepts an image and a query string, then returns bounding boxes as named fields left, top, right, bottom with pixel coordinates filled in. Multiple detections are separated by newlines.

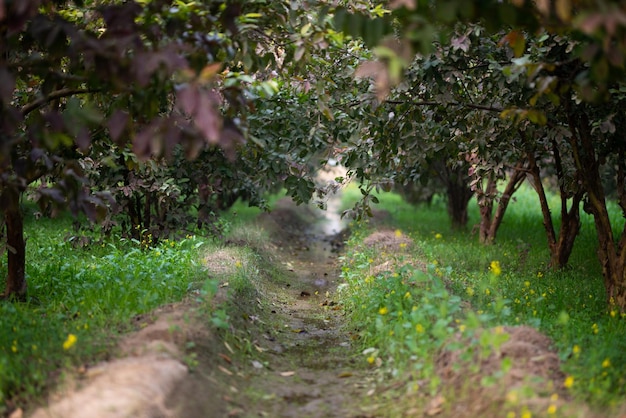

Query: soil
left=27, top=195, right=585, bottom=418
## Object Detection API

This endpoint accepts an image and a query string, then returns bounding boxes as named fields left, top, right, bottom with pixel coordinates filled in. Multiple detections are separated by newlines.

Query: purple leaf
left=107, top=110, right=129, bottom=144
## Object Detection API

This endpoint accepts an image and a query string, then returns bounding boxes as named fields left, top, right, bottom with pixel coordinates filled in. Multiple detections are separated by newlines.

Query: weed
left=0, top=207, right=213, bottom=412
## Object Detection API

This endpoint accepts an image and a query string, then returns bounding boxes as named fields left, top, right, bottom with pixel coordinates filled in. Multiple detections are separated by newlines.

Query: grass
left=0, top=203, right=214, bottom=413
left=338, top=182, right=626, bottom=416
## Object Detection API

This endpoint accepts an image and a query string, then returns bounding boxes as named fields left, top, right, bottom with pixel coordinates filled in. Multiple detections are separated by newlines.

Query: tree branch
left=385, top=99, right=504, bottom=113
left=21, top=88, right=101, bottom=116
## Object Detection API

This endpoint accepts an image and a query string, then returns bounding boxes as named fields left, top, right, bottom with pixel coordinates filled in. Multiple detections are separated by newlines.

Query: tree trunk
left=567, top=104, right=626, bottom=308
left=477, top=175, right=497, bottom=243
left=527, top=149, right=581, bottom=269
left=446, top=180, right=472, bottom=229
left=478, top=162, right=527, bottom=244
left=2, top=187, right=27, bottom=299
left=437, top=162, right=473, bottom=230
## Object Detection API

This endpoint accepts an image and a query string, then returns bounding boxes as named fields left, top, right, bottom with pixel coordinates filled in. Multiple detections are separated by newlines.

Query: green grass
left=338, top=182, right=626, bottom=414
left=0, top=204, right=214, bottom=413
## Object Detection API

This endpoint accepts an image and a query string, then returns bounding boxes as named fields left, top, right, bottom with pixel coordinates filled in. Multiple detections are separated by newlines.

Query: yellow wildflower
left=547, top=404, right=557, bottom=415
left=378, top=307, right=389, bottom=315
left=490, top=260, right=502, bottom=276
left=602, top=358, right=611, bottom=368
left=63, top=334, right=77, bottom=350
left=367, top=356, right=375, bottom=364
left=394, top=229, right=403, bottom=237
left=435, top=233, right=442, bottom=239
left=563, top=376, right=574, bottom=388
left=415, top=324, right=425, bottom=333
left=572, top=345, right=580, bottom=356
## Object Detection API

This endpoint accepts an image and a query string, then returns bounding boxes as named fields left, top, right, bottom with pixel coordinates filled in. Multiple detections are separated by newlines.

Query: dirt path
left=165, top=198, right=374, bottom=417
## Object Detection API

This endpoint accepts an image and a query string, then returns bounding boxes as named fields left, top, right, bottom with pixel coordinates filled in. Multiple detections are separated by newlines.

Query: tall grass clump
left=339, top=183, right=626, bottom=412
left=0, top=207, right=214, bottom=413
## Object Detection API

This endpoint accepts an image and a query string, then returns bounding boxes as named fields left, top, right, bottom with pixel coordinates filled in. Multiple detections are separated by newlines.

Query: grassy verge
left=0, top=205, right=215, bottom=414
left=338, top=183, right=626, bottom=416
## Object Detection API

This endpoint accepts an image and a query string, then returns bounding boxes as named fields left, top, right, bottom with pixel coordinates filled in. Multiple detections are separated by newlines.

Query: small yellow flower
left=466, top=287, right=475, bottom=296
left=490, top=260, right=502, bottom=276
left=63, top=334, right=77, bottom=350
left=572, top=345, right=580, bottom=356
left=435, top=233, right=443, bottom=239
left=459, top=324, right=466, bottom=332
left=506, top=390, right=518, bottom=404
left=415, top=324, right=425, bottom=333
left=485, top=288, right=491, bottom=296
left=404, top=291, right=411, bottom=299
left=394, top=229, right=403, bottom=237
left=592, top=323, right=599, bottom=334
left=367, top=356, right=375, bottom=364
left=524, top=281, right=531, bottom=287
left=563, top=375, right=574, bottom=388
left=537, top=271, right=543, bottom=278
left=550, top=394, right=559, bottom=402
left=399, top=242, right=407, bottom=248
left=602, top=358, right=611, bottom=368
left=547, top=404, right=557, bottom=415
left=378, top=307, right=389, bottom=315
left=610, top=310, right=617, bottom=318
left=235, top=261, right=242, bottom=268
left=521, top=410, right=532, bottom=418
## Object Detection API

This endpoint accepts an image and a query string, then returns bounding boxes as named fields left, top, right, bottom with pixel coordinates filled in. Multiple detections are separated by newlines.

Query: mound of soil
left=363, top=229, right=413, bottom=250
left=435, top=325, right=565, bottom=417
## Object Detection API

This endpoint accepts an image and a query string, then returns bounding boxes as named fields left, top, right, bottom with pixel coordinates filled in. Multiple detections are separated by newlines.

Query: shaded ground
left=165, top=198, right=373, bottom=418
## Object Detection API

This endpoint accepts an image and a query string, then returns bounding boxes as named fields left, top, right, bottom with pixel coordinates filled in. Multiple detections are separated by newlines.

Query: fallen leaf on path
left=337, top=371, right=353, bottom=378
left=220, top=282, right=229, bottom=288
left=224, top=341, right=234, bottom=354
left=425, top=394, right=445, bottom=416
left=251, top=360, right=264, bottom=369
left=219, top=353, right=232, bottom=363
left=279, top=371, right=296, bottom=377
left=254, top=344, right=265, bottom=352
left=218, top=365, right=233, bottom=376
